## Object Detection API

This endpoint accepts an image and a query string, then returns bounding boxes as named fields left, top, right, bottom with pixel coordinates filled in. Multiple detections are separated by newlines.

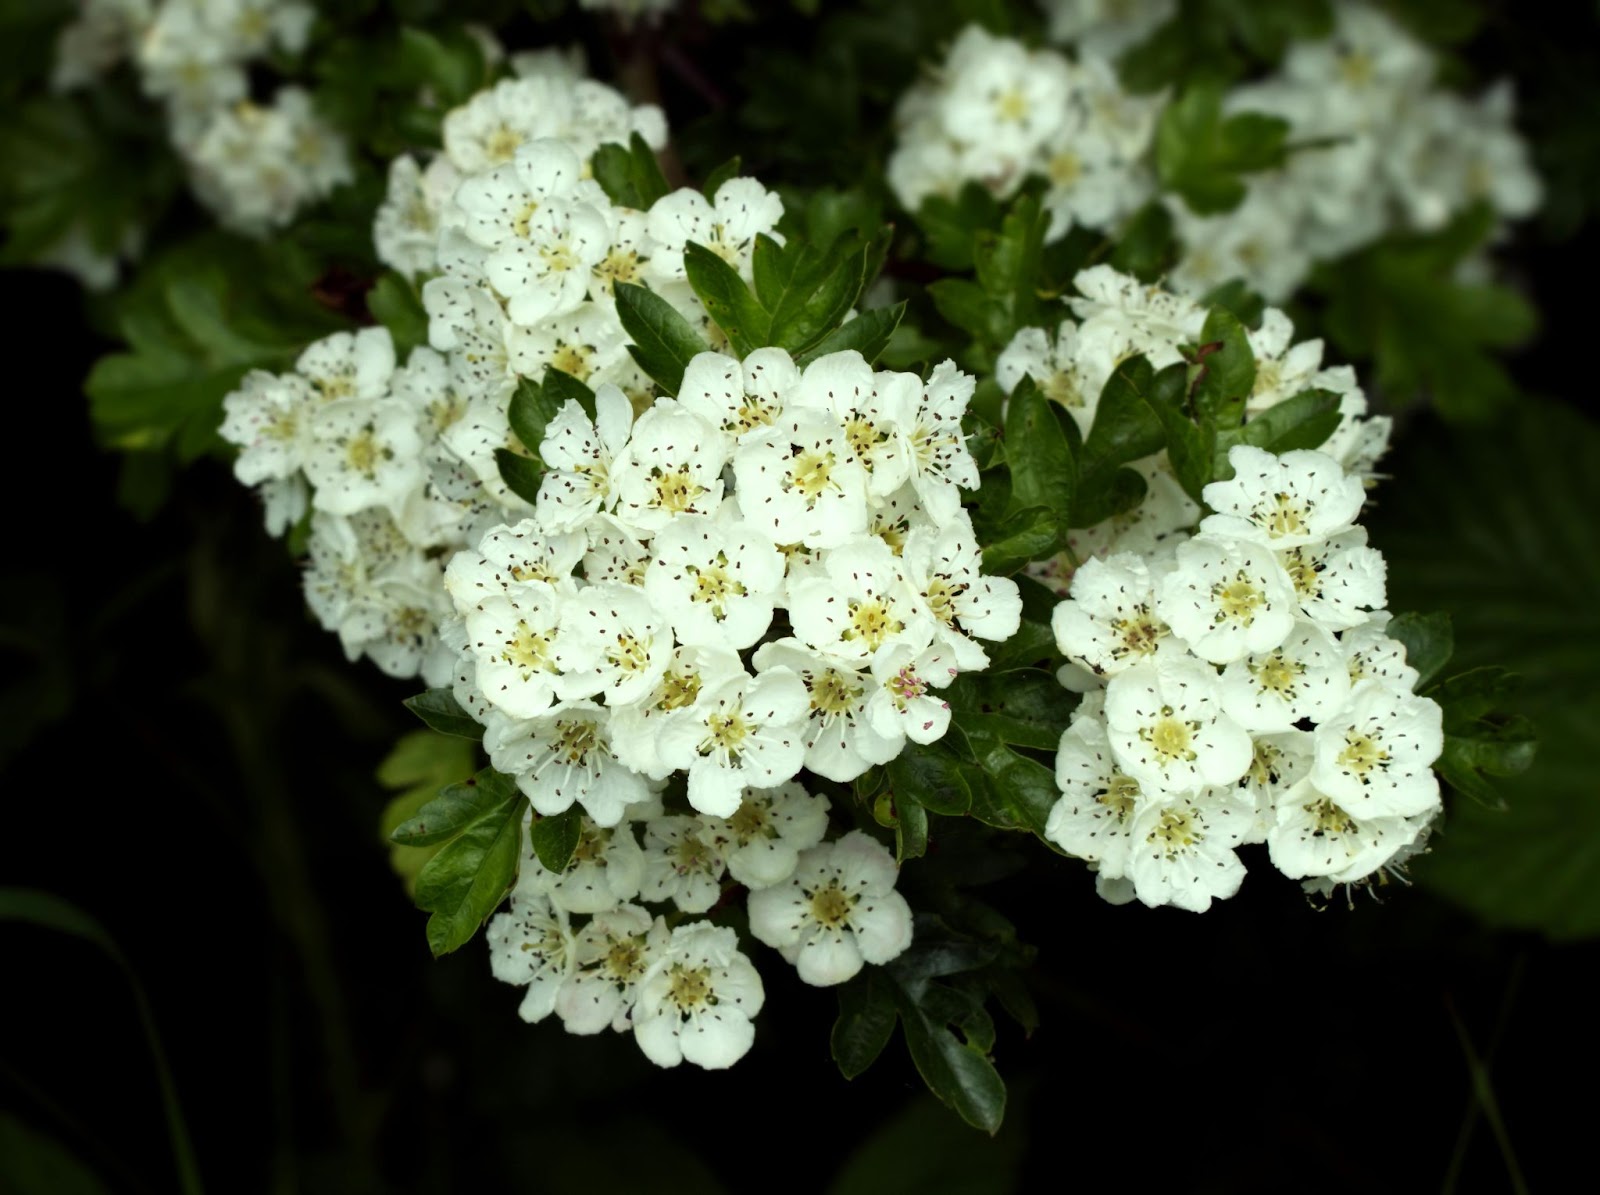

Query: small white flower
left=901, top=518, right=1023, bottom=669
left=1046, top=714, right=1144, bottom=876
left=1155, top=534, right=1297, bottom=664
left=534, top=384, right=634, bottom=533
left=789, top=352, right=914, bottom=498
left=1310, top=685, right=1444, bottom=818
left=632, top=923, right=765, bottom=1070
left=996, top=321, right=1095, bottom=427
left=1123, top=789, right=1255, bottom=912
left=731, top=408, right=869, bottom=548
left=700, top=781, right=831, bottom=890
left=1202, top=446, right=1368, bottom=550
left=646, top=177, right=784, bottom=280
left=302, top=399, right=426, bottom=517
left=556, top=582, right=674, bottom=706
left=296, top=328, right=396, bottom=404
left=517, top=810, right=648, bottom=914
left=676, top=348, right=798, bottom=445
left=220, top=370, right=313, bottom=485
left=640, top=816, right=728, bottom=913
left=656, top=667, right=809, bottom=817
left=747, top=830, right=914, bottom=987
left=610, top=644, right=746, bottom=780
left=484, top=701, right=651, bottom=826
left=555, top=903, right=668, bottom=1035
left=1052, top=551, right=1174, bottom=677
left=865, top=638, right=958, bottom=747
left=1103, top=657, right=1253, bottom=796
left=1342, top=618, right=1421, bottom=695
left=1267, top=775, right=1429, bottom=884
left=749, top=640, right=899, bottom=783
left=642, top=514, right=786, bottom=650
left=788, top=536, right=933, bottom=666
left=1219, top=620, right=1352, bottom=733
left=902, top=360, right=980, bottom=524
left=486, top=892, right=575, bottom=1023
left=609, top=401, right=727, bottom=533
left=458, top=583, right=572, bottom=719
left=1278, top=528, right=1387, bottom=632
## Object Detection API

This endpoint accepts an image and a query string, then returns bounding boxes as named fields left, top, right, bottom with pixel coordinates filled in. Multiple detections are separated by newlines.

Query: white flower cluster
left=445, top=342, right=1021, bottom=820
left=999, top=264, right=1389, bottom=589
left=888, top=24, right=1161, bottom=240
left=218, top=67, right=672, bottom=682
left=1171, top=1, right=1542, bottom=300
left=991, top=269, right=1443, bottom=910
left=52, top=0, right=350, bottom=236
left=891, top=2, right=1540, bottom=300
left=488, top=793, right=912, bottom=1070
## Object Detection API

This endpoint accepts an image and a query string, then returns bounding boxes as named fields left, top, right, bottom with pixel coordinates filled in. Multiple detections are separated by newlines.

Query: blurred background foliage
left=3, top=0, right=1599, bottom=1191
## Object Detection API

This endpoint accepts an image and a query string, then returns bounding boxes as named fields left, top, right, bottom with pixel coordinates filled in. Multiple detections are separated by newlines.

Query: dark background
left=6, top=3, right=1600, bottom=1192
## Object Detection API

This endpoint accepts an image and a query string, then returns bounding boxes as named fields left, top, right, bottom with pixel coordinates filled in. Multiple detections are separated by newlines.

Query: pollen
left=808, top=883, right=857, bottom=929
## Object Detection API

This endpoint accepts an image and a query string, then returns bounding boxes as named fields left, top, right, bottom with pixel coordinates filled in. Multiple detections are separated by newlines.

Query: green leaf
left=1314, top=205, right=1537, bottom=421
left=528, top=807, right=583, bottom=873
left=796, top=303, right=907, bottom=367
left=767, top=241, right=869, bottom=354
left=1190, top=305, right=1256, bottom=429
left=1130, top=361, right=1213, bottom=505
left=378, top=732, right=479, bottom=894
left=895, top=794, right=929, bottom=862
left=984, top=616, right=1058, bottom=673
left=406, top=770, right=524, bottom=956
left=888, top=742, right=973, bottom=817
left=963, top=744, right=1058, bottom=836
left=1071, top=465, right=1149, bottom=530
left=683, top=242, right=769, bottom=357
left=1386, top=612, right=1455, bottom=689
left=542, top=367, right=598, bottom=420
left=366, top=273, right=429, bottom=357
left=496, top=448, right=544, bottom=506
left=396, top=26, right=487, bottom=106
left=831, top=971, right=898, bottom=1080
left=1219, top=387, right=1342, bottom=468
left=928, top=277, right=1011, bottom=348
left=1004, top=377, right=1078, bottom=524
left=889, top=981, right=1007, bottom=1134
left=590, top=134, right=671, bottom=210
left=1107, top=200, right=1178, bottom=281
left=88, top=235, right=341, bottom=462
left=947, top=671, right=1071, bottom=752
left=403, top=689, right=485, bottom=740
left=979, top=506, right=1061, bottom=575
left=614, top=281, right=712, bottom=396
left=1372, top=399, right=1600, bottom=937
left=0, top=890, right=202, bottom=1195
left=915, top=182, right=1002, bottom=271
left=1079, top=357, right=1167, bottom=483
left=508, top=375, right=562, bottom=455
left=1156, top=82, right=1290, bottom=214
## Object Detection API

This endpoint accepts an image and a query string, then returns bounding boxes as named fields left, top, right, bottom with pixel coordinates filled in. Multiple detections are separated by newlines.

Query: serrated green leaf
left=947, top=671, right=1070, bottom=752
left=963, top=744, right=1057, bottom=836
left=1079, top=357, right=1166, bottom=481
left=1372, top=399, right=1600, bottom=937
left=1218, top=388, right=1342, bottom=469
left=889, top=982, right=1007, bottom=1134
left=508, top=375, right=561, bottom=455
left=768, top=242, right=868, bottom=353
left=1130, top=361, right=1213, bottom=504
left=1191, top=305, right=1256, bottom=428
left=979, top=506, right=1061, bottom=575
left=412, top=772, right=523, bottom=957
left=590, top=135, right=670, bottom=210
left=528, top=807, right=583, bottom=873
left=683, top=242, right=768, bottom=356
left=1072, top=465, right=1149, bottom=529
left=1157, top=83, right=1290, bottom=214
left=403, top=689, right=485, bottom=740
left=1004, top=376, right=1077, bottom=522
left=396, top=26, right=486, bottom=105
left=796, top=303, right=906, bottom=367
left=542, top=367, right=597, bottom=420
left=496, top=448, right=544, bottom=505
left=1107, top=200, right=1177, bottom=281
left=1387, top=612, right=1455, bottom=689
left=888, top=742, right=972, bottom=817
left=831, top=971, right=898, bottom=1080
left=916, top=182, right=1003, bottom=271
left=614, top=280, right=711, bottom=396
